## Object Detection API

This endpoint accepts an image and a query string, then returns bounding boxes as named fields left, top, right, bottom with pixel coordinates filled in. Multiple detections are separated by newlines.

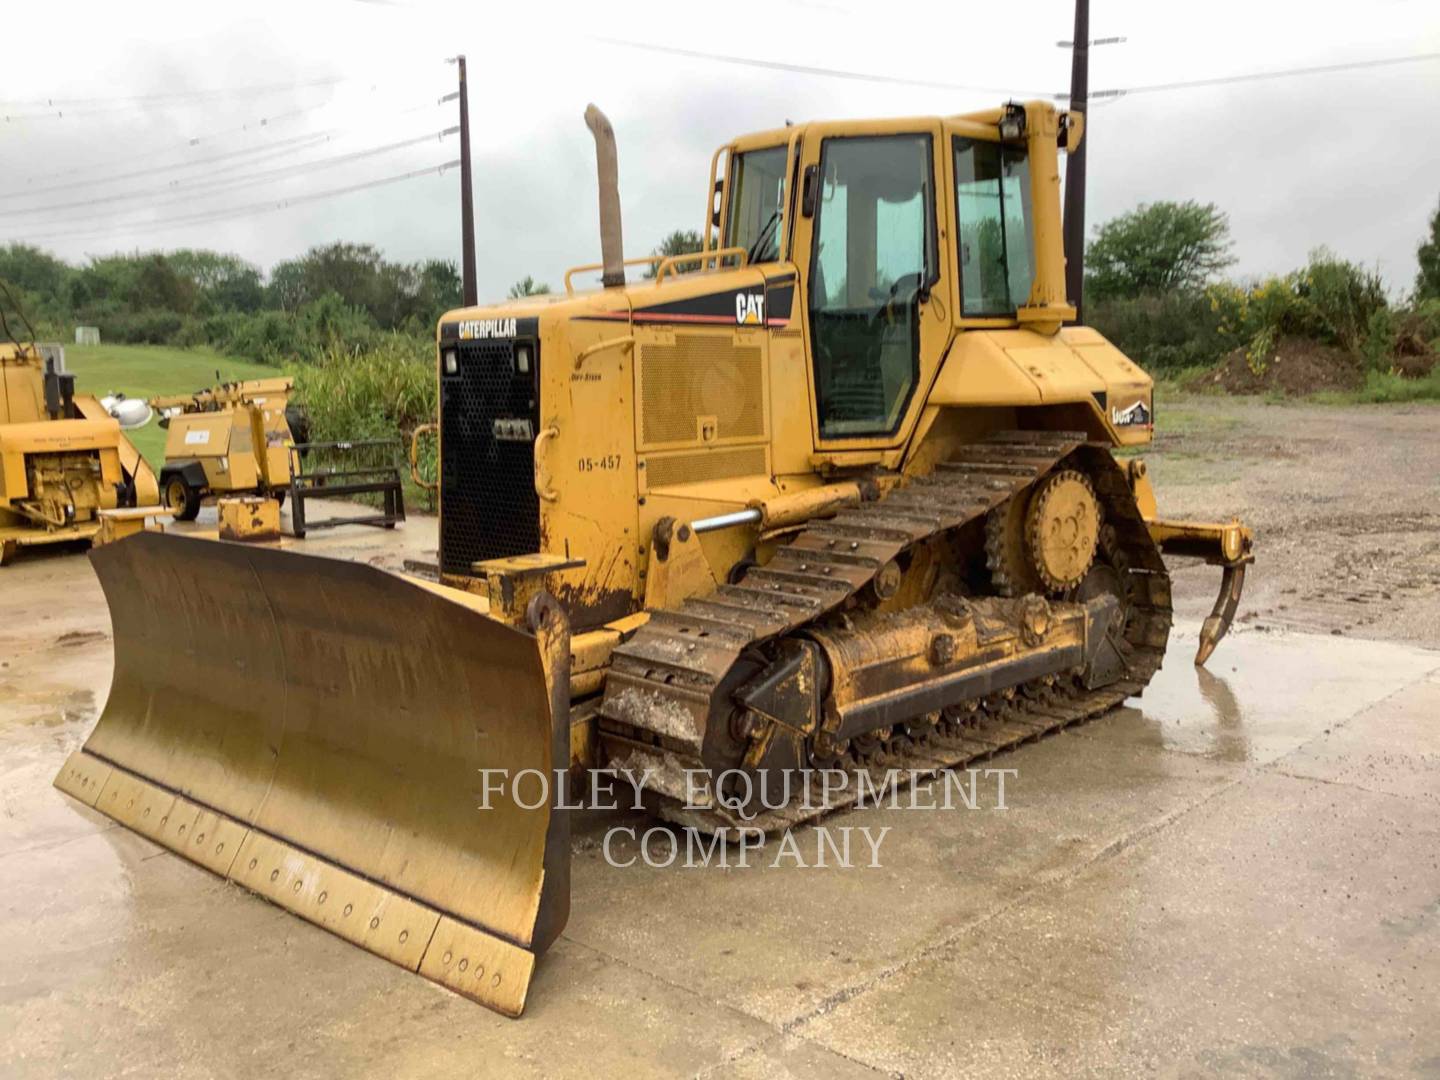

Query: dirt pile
left=1186, top=336, right=1364, bottom=395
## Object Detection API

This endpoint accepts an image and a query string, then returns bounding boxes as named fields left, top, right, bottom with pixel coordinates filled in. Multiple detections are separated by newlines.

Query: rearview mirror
left=801, top=164, right=818, bottom=217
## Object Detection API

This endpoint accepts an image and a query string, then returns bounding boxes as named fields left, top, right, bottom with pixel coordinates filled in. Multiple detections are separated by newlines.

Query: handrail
left=654, top=246, right=749, bottom=285
left=780, top=127, right=802, bottom=261
left=564, top=255, right=664, bottom=295
left=703, top=143, right=727, bottom=254
left=408, top=422, right=438, bottom=492
left=533, top=425, right=560, bottom=503
left=573, top=334, right=635, bottom=371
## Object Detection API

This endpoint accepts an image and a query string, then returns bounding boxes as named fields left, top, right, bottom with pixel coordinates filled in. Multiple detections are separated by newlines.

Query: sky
left=2, top=0, right=1439, bottom=301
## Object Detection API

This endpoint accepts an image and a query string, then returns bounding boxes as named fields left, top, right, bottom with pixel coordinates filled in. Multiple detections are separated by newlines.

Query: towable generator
left=151, top=377, right=299, bottom=519
left=57, top=101, right=1252, bottom=1016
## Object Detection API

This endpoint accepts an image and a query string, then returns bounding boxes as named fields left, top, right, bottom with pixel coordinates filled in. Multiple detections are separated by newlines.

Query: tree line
left=0, top=242, right=461, bottom=362
left=1084, top=196, right=1440, bottom=380
left=4, top=205, right=1437, bottom=384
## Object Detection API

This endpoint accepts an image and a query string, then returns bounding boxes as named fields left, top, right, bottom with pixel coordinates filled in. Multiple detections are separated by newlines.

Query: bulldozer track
left=602, top=431, right=1174, bottom=833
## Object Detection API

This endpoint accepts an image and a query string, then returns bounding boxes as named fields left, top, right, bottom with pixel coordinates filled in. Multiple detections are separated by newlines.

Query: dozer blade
left=53, top=531, right=571, bottom=1018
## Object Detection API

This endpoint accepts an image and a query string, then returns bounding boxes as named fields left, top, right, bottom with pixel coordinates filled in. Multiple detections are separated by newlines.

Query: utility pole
left=449, top=55, right=478, bottom=307
left=1063, top=0, right=1089, bottom=323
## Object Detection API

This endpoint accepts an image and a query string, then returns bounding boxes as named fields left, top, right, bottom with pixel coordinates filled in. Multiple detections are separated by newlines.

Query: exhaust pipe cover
left=584, top=104, right=625, bottom=288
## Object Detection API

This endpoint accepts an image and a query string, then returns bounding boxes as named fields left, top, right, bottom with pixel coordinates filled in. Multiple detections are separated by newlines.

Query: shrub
left=291, top=335, right=438, bottom=508
left=102, top=309, right=186, bottom=344
left=1206, top=251, right=1392, bottom=373
left=1087, top=290, right=1229, bottom=374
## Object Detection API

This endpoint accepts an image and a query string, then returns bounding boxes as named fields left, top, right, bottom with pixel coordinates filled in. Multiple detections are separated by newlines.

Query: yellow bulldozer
left=1, top=340, right=162, bottom=565
left=56, top=100, right=1252, bottom=1016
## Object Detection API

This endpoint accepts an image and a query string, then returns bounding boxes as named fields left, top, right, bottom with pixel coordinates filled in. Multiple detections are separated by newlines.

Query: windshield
left=953, top=137, right=1034, bottom=315
left=725, top=146, right=788, bottom=264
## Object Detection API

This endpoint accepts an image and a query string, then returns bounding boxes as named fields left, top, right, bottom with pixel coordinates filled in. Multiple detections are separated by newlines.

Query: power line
left=586, top=35, right=1052, bottom=98
left=5, top=93, right=447, bottom=191
left=1067, top=50, right=1440, bottom=100
left=0, top=75, right=351, bottom=109
left=0, top=132, right=333, bottom=202
left=2, top=128, right=459, bottom=223
left=589, top=36, right=1440, bottom=104
left=11, top=160, right=462, bottom=244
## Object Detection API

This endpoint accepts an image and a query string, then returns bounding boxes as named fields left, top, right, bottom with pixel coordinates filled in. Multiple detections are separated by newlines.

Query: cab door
left=789, top=121, right=950, bottom=453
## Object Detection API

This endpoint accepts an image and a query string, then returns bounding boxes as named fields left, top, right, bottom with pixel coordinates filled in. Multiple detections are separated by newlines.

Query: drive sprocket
left=1024, top=468, right=1101, bottom=591
left=985, top=493, right=1042, bottom=597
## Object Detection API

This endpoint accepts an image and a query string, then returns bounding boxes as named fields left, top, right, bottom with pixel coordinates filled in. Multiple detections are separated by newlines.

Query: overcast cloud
left=3, top=0, right=1438, bottom=300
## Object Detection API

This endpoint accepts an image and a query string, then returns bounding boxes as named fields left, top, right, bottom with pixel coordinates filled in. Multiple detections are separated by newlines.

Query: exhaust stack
left=584, top=104, right=625, bottom=288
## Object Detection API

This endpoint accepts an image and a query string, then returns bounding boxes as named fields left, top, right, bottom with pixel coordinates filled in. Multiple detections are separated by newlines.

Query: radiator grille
left=439, top=339, right=540, bottom=575
left=644, top=446, right=768, bottom=488
left=639, top=335, right=764, bottom=447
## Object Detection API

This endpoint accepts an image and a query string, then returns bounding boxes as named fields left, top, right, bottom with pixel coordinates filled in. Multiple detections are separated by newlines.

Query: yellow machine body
left=0, top=342, right=159, bottom=563
left=59, top=101, right=1252, bottom=1015
left=155, top=377, right=294, bottom=518
left=217, top=494, right=282, bottom=542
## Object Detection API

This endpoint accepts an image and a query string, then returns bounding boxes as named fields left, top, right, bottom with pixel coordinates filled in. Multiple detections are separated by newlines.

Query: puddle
left=1122, top=626, right=1440, bottom=764
left=0, top=686, right=97, bottom=733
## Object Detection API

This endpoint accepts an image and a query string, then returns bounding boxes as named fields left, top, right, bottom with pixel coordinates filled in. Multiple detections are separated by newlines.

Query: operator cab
left=715, top=103, right=1073, bottom=449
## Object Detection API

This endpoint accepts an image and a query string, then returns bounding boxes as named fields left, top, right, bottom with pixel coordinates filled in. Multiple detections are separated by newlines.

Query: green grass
left=64, top=343, right=282, bottom=466
left=1310, top=367, right=1440, bottom=405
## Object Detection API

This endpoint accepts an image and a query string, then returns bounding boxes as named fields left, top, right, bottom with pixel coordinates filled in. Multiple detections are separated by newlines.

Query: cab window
left=953, top=137, right=1033, bottom=315
left=725, top=146, right=788, bottom=264
left=808, top=133, right=933, bottom=438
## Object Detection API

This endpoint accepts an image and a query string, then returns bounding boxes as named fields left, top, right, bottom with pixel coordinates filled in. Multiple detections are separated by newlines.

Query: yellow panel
left=0, top=418, right=118, bottom=454
left=95, top=768, right=249, bottom=877
left=231, top=831, right=440, bottom=970
left=52, top=750, right=112, bottom=807
left=927, top=332, right=1043, bottom=407
left=767, top=331, right=815, bottom=477
left=419, top=917, right=537, bottom=1018
left=164, top=415, right=231, bottom=460
left=643, top=445, right=768, bottom=488
left=638, top=333, right=765, bottom=449
left=1002, top=344, right=1106, bottom=402
left=218, top=496, right=281, bottom=541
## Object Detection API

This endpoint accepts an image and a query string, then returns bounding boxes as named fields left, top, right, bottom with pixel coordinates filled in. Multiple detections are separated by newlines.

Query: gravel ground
left=1144, top=396, right=1440, bottom=648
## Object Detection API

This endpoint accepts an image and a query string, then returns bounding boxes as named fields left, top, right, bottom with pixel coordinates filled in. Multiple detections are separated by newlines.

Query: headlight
left=443, top=349, right=458, bottom=375
left=515, top=344, right=532, bottom=373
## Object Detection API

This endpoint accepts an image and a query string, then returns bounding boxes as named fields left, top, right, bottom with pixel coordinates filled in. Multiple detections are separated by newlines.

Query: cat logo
left=458, top=318, right=517, bottom=340
left=735, top=291, right=765, bottom=326
left=1111, top=399, right=1153, bottom=427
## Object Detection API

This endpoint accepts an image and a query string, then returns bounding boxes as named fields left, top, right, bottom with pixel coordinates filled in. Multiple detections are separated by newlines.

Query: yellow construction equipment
left=151, top=377, right=299, bottom=519
left=58, top=100, right=1253, bottom=1016
left=1, top=340, right=162, bottom=565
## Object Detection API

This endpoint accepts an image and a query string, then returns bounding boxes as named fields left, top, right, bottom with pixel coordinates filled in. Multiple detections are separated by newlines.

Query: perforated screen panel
left=644, top=446, right=768, bottom=488
left=639, top=335, right=764, bottom=448
left=439, top=339, right=540, bottom=576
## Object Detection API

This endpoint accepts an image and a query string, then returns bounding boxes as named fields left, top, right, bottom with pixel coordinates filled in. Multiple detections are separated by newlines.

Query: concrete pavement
left=2, top=517, right=1437, bottom=1078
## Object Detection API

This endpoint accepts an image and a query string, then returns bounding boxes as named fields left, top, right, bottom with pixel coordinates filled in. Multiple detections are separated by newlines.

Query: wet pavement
left=2, top=517, right=1438, bottom=1078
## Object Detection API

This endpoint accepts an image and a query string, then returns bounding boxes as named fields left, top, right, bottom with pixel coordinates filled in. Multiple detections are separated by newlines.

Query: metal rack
left=286, top=438, right=406, bottom=538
